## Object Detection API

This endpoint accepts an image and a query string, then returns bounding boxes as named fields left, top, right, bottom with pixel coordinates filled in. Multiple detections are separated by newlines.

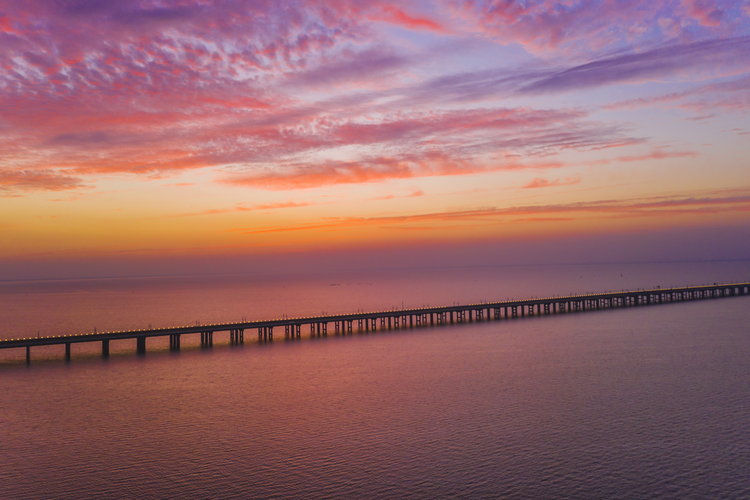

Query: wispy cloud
left=604, top=75, right=750, bottom=114
left=451, top=0, right=746, bottom=54
left=227, top=190, right=750, bottom=235
left=518, top=37, right=750, bottom=94
left=0, top=170, right=87, bottom=192
left=164, top=201, right=310, bottom=218
left=523, top=176, right=582, bottom=189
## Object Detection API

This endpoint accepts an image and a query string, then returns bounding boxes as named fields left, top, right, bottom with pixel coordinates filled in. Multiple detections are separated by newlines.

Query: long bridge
left=3, top=282, right=749, bottom=363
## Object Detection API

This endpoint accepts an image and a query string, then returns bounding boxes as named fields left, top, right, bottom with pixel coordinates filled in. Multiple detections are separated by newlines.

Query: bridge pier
left=65, top=342, right=71, bottom=361
left=26, top=346, right=30, bottom=364
left=103, top=339, right=110, bottom=357
left=137, top=337, right=146, bottom=355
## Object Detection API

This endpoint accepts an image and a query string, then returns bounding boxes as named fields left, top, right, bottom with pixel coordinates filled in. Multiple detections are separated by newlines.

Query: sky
left=1, top=0, right=750, bottom=279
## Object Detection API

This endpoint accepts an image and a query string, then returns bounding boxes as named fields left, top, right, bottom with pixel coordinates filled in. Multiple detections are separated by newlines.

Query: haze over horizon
left=2, top=0, right=750, bottom=279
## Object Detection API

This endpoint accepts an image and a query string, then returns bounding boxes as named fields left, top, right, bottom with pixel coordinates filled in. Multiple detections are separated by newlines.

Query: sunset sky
left=2, top=0, right=750, bottom=279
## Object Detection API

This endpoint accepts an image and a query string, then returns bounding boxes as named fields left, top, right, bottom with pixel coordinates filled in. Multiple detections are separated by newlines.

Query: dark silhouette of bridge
left=3, top=282, right=748, bottom=363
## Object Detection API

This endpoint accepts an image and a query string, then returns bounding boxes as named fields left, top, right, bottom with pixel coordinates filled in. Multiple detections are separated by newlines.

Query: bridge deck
left=2, top=282, right=748, bottom=360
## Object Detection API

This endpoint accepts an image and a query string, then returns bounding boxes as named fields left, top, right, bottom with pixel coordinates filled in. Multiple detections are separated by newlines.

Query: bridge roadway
left=3, top=282, right=749, bottom=363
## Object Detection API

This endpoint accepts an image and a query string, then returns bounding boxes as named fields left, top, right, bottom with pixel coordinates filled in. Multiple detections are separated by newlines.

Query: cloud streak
left=519, top=37, right=750, bottom=94
left=0, top=170, right=87, bottom=192
left=523, top=177, right=582, bottom=189
left=228, top=190, right=750, bottom=235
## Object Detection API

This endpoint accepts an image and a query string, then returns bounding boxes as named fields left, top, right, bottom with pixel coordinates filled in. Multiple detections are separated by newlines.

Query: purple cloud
left=519, top=36, right=750, bottom=94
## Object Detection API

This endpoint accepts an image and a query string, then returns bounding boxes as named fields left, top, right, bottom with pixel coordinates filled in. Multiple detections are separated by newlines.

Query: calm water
left=1, top=262, right=750, bottom=499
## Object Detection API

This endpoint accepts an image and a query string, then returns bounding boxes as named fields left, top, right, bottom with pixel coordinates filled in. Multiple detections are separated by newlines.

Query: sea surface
left=1, top=261, right=750, bottom=499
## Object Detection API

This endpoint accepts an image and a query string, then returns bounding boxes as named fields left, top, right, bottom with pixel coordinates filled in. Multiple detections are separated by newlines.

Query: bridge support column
left=388, top=317, right=392, bottom=329
left=137, top=337, right=146, bottom=355
left=26, top=346, right=30, bottom=364
left=103, top=339, right=110, bottom=357
left=65, top=342, right=71, bottom=361
left=430, top=313, right=434, bottom=326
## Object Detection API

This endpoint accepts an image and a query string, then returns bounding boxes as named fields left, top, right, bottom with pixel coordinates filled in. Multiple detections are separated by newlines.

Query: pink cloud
left=450, top=0, right=746, bottom=54
left=0, top=170, right=86, bottom=192
left=682, top=0, right=726, bottom=26
left=523, top=176, right=582, bottom=189
left=369, top=5, right=448, bottom=33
